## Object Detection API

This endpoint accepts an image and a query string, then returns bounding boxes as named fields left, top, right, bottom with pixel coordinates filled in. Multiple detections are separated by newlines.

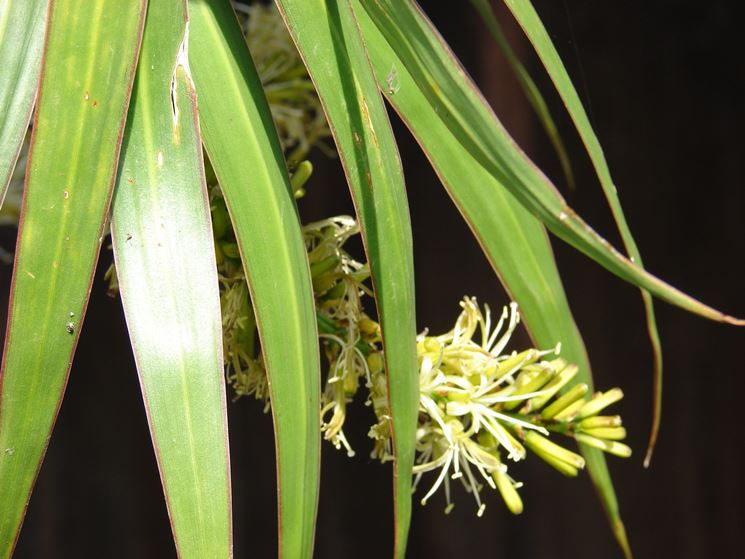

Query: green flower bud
left=541, top=383, right=588, bottom=420
left=531, top=448, right=580, bottom=478
left=309, top=255, right=340, bottom=279
left=576, top=388, right=624, bottom=419
left=492, top=349, right=540, bottom=380
left=575, top=433, right=632, bottom=458
left=578, top=415, right=622, bottom=430
left=359, top=316, right=379, bottom=337
left=324, top=280, right=346, bottom=301
left=523, top=361, right=578, bottom=412
left=493, top=470, right=523, bottom=515
left=290, top=160, right=313, bottom=196
left=367, top=352, right=384, bottom=375
left=220, top=241, right=241, bottom=260
left=579, top=427, right=627, bottom=441
left=524, top=431, right=585, bottom=470
left=552, top=398, right=586, bottom=421
left=312, top=274, right=338, bottom=296
left=211, top=200, right=231, bottom=241
left=343, top=371, right=360, bottom=397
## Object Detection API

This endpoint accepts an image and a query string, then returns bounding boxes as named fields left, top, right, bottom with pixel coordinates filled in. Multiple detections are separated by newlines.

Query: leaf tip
left=642, top=448, right=653, bottom=469
left=723, top=314, right=745, bottom=327
left=614, top=518, right=633, bottom=559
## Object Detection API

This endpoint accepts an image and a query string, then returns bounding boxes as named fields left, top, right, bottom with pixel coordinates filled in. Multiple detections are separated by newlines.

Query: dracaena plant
left=0, top=1, right=741, bottom=558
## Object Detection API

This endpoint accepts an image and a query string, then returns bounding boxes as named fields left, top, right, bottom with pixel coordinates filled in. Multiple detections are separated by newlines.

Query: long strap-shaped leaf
left=274, top=1, right=418, bottom=557
left=354, top=5, right=630, bottom=555
left=469, top=0, right=575, bottom=190
left=498, top=0, right=664, bottom=467
left=0, top=1, right=146, bottom=556
left=188, top=1, right=320, bottom=556
left=358, top=0, right=743, bottom=326
left=109, top=2, right=231, bottom=557
left=0, top=0, right=47, bottom=206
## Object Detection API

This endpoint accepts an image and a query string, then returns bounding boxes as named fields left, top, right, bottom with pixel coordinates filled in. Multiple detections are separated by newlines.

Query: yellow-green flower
left=368, top=297, right=631, bottom=516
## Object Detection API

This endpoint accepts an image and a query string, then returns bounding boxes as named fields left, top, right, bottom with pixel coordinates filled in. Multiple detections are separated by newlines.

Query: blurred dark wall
left=6, top=1, right=744, bottom=558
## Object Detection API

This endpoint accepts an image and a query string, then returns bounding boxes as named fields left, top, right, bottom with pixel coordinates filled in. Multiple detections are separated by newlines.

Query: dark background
left=5, top=1, right=744, bottom=558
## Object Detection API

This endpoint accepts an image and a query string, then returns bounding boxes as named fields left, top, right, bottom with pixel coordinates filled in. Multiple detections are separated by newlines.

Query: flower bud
left=541, top=383, right=588, bottom=420
left=578, top=415, right=622, bottom=429
left=492, top=349, right=540, bottom=380
left=576, top=388, right=624, bottom=419
left=552, top=398, right=586, bottom=421
left=220, top=241, right=240, bottom=260
left=525, top=431, right=585, bottom=470
left=523, top=362, right=578, bottom=412
left=493, top=470, right=524, bottom=515
left=290, top=160, right=313, bottom=196
left=359, top=316, right=380, bottom=337
left=210, top=200, right=231, bottom=241
left=310, top=255, right=339, bottom=279
left=367, top=352, right=384, bottom=375
left=575, top=433, right=632, bottom=458
left=579, top=427, right=627, bottom=441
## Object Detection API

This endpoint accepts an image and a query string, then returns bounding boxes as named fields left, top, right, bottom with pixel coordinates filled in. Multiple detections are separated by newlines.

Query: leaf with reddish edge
left=0, top=2, right=146, bottom=556
left=499, top=0, right=663, bottom=469
left=188, top=0, right=321, bottom=556
left=273, top=1, right=419, bottom=557
left=109, top=0, right=232, bottom=557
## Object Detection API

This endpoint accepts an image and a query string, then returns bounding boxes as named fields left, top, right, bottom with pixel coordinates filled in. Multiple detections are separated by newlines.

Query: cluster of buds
left=368, top=297, right=631, bottom=516
left=303, top=216, right=382, bottom=456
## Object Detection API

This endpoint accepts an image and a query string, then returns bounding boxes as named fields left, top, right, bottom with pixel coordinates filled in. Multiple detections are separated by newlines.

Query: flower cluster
left=304, top=216, right=381, bottom=457
left=367, top=297, right=630, bottom=516
left=216, top=202, right=631, bottom=516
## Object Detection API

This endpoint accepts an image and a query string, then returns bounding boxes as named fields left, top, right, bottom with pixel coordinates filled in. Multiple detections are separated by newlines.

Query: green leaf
left=0, top=1, right=146, bottom=556
left=500, top=0, right=662, bottom=468
left=357, top=0, right=743, bottom=326
left=109, top=2, right=231, bottom=557
left=274, top=1, right=418, bottom=556
left=0, top=0, right=47, bottom=206
left=469, top=0, right=575, bottom=190
left=188, top=1, right=320, bottom=556
left=354, top=4, right=630, bottom=556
